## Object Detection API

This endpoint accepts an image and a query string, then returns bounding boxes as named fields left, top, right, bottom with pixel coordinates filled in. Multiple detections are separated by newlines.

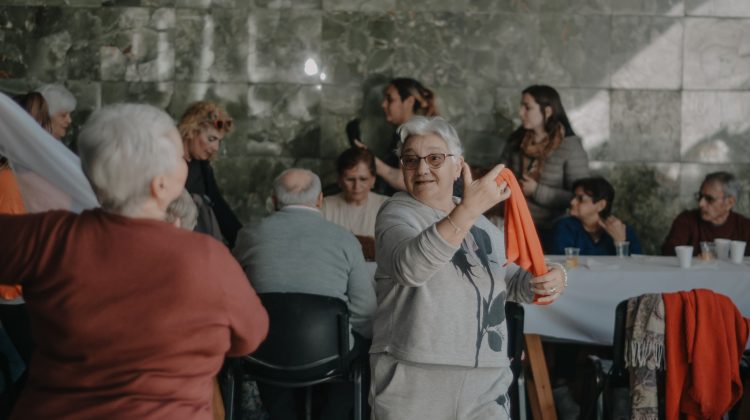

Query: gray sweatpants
left=370, top=353, right=513, bottom=420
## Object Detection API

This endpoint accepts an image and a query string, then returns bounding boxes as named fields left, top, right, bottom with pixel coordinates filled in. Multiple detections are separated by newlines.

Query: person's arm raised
left=375, top=157, right=406, bottom=191
left=437, top=163, right=510, bottom=246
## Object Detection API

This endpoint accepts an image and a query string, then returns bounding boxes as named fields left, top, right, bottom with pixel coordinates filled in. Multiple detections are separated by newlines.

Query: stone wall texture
left=2, top=0, right=749, bottom=254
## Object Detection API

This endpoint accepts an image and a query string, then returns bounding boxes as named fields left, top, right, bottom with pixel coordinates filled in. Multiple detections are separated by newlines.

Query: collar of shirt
left=282, top=205, right=321, bottom=214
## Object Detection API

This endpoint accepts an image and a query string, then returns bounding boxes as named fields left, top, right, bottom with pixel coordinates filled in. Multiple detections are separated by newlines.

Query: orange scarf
left=496, top=168, right=549, bottom=304
left=519, top=125, right=563, bottom=181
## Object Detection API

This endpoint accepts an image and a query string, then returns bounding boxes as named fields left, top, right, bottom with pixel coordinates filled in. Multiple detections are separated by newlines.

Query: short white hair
left=35, top=84, right=77, bottom=116
left=396, top=116, right=463, bottom=157
left=78, top=103, right=180, bottom=215
left=273, top=168, right=321, bottom=208
left=166, top=189, right=198, bottom=230
left=703, top=171, right=741, bottom=200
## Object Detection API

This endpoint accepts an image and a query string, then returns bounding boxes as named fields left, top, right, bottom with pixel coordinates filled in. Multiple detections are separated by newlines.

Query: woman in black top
left=178, top=101, right=242, bottom=247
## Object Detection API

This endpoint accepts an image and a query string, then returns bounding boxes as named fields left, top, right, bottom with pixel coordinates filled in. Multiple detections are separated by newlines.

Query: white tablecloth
left=523, top=255, right=750, bottom=346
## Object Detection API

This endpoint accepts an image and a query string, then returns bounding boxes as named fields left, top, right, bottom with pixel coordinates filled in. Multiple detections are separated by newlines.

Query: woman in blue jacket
left=551, top=177, right=642, bottom=255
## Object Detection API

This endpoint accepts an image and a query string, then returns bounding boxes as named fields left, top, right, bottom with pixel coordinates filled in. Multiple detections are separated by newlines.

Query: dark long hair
left=523, top=85, right=574, bottom=137
left=501, top=85, right=576, bottom=170
left=13, top=91, right=53, bottom=134
left=388, top=78, right=438, bottom=117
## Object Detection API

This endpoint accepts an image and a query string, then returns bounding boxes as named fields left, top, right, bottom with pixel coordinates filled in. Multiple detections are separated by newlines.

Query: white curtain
left=0, top=92, right=98, bottom=213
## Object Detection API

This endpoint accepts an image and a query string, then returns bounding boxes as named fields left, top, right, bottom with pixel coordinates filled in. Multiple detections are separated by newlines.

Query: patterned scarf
left=519, top=124, right=563, bottom=181
left=625, top=294, right=665, bottom=420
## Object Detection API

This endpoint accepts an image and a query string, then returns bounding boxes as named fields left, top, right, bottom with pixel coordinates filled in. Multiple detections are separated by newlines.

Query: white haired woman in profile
left=34, top=84, right=77, bottom=141
left=0, top=103, right=268, bottom=419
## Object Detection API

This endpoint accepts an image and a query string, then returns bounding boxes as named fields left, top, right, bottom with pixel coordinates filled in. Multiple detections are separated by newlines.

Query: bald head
left=273, top=168, right=322, bottom=209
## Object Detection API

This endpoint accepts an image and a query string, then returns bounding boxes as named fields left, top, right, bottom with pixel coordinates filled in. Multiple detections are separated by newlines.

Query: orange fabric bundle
left=0, top=168, right=26, bottom=215
left=0, top=285, right=22, bottom=300
left=496, top=168, right=549, bottom=304
left=663, top=289, right=750, bottom=420
left=0, top=168, right=25, bottom=301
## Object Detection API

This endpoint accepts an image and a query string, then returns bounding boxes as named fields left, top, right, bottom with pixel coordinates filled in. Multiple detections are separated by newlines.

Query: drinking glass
left=564, top=247, right=580, bottom=268
left=615, top=241, right=630, bottom=258
left=699, top=241, right=715, bottom=261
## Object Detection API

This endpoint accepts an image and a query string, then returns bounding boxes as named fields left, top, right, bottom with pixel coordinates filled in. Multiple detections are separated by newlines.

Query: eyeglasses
left=204, top=111, right=233, bottom=131
left=572, top=193, right=592, bottom=203
left=400, top=153, right=454, bottom=170
left=694, top=192, right=724, bottom=204
left=384, top=93, right=400, bottom=105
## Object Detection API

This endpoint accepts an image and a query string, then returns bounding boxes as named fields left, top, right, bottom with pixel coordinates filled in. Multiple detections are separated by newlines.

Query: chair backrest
left=611, top=299, right=628, bottom=379
left=244, top=293, right=351, bottom=386
left=505, top=301, right=525, bottom=377
left=354, top=235, right=375, bottom=261
left=505, top=302, right=525, bottom=420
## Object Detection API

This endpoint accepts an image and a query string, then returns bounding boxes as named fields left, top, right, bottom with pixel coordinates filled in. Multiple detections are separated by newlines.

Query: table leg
left=523, top=334, right=557, bottom=420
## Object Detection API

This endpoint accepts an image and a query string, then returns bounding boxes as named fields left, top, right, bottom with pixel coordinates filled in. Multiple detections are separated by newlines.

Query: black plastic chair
left=224, top=292, right=363, bottom=420
left=505, top=301, right=526, bottom=420
left=584, top=294, right=750, bottom=420
left=582, top=299, right=629, bottom=420
left=733, top=351, right=750, bottom=419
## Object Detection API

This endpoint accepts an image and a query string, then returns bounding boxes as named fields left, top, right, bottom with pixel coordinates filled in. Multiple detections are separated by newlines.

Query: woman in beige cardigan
left=500, top=85, right=590, bottom=251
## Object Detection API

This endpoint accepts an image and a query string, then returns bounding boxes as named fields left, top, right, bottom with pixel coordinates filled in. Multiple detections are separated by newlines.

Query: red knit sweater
left=663, top=289, right=750, bottom=420
left=0, top=209, right=268, bottom=419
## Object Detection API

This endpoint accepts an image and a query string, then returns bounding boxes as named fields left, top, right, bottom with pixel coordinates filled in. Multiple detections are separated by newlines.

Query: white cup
left=730, top=240, right=746, bottom=264
left=675, top=245, right=694, bottom=269
left=714, top=238, right=731, bottom=260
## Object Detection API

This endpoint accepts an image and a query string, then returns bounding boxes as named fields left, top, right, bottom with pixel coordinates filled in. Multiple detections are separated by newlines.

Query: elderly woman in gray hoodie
left=370, top=116, right=566, bottom=420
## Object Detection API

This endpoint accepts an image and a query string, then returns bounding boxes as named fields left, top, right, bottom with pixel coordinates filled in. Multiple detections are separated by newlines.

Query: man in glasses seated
left=662, top=171, right=750, bottom=255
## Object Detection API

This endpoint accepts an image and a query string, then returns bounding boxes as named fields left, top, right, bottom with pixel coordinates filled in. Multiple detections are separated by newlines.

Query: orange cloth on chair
left=496, top=168, right=548, bottom=304
left=663, top=289, right=750, bottom=420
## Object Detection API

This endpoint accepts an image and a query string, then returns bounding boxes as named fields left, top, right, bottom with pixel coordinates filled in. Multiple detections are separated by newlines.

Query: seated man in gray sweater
left=233, top=168, right=376, bottom=420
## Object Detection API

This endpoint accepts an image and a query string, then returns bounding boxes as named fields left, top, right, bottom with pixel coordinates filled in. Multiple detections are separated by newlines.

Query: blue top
left=551, top=216, right=643, bottom=255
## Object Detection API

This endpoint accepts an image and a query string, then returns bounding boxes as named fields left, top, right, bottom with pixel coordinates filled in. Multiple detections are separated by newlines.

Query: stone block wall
left=1, top=0, right=749, bottom=253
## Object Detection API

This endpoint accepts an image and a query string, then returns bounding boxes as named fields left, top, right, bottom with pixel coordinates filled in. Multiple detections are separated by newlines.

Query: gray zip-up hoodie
left=371, top=192, right=535, bottom=368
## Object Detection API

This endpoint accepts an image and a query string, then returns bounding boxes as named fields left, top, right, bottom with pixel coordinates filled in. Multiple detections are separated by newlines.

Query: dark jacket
left=185, top=160, right=242, bottom=248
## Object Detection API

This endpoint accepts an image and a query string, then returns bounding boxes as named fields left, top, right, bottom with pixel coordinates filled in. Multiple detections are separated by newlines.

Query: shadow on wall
left=595, top=165, right=680, bottom=256
left=682, top=127, right=750, bottom=166
left=356, top=75, right=513, bottom=170
left=681, top=127, right=750, bottom=215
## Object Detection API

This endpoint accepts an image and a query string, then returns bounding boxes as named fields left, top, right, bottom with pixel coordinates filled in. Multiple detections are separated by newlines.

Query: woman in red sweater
left=0, top=103, right=268, bottom=419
